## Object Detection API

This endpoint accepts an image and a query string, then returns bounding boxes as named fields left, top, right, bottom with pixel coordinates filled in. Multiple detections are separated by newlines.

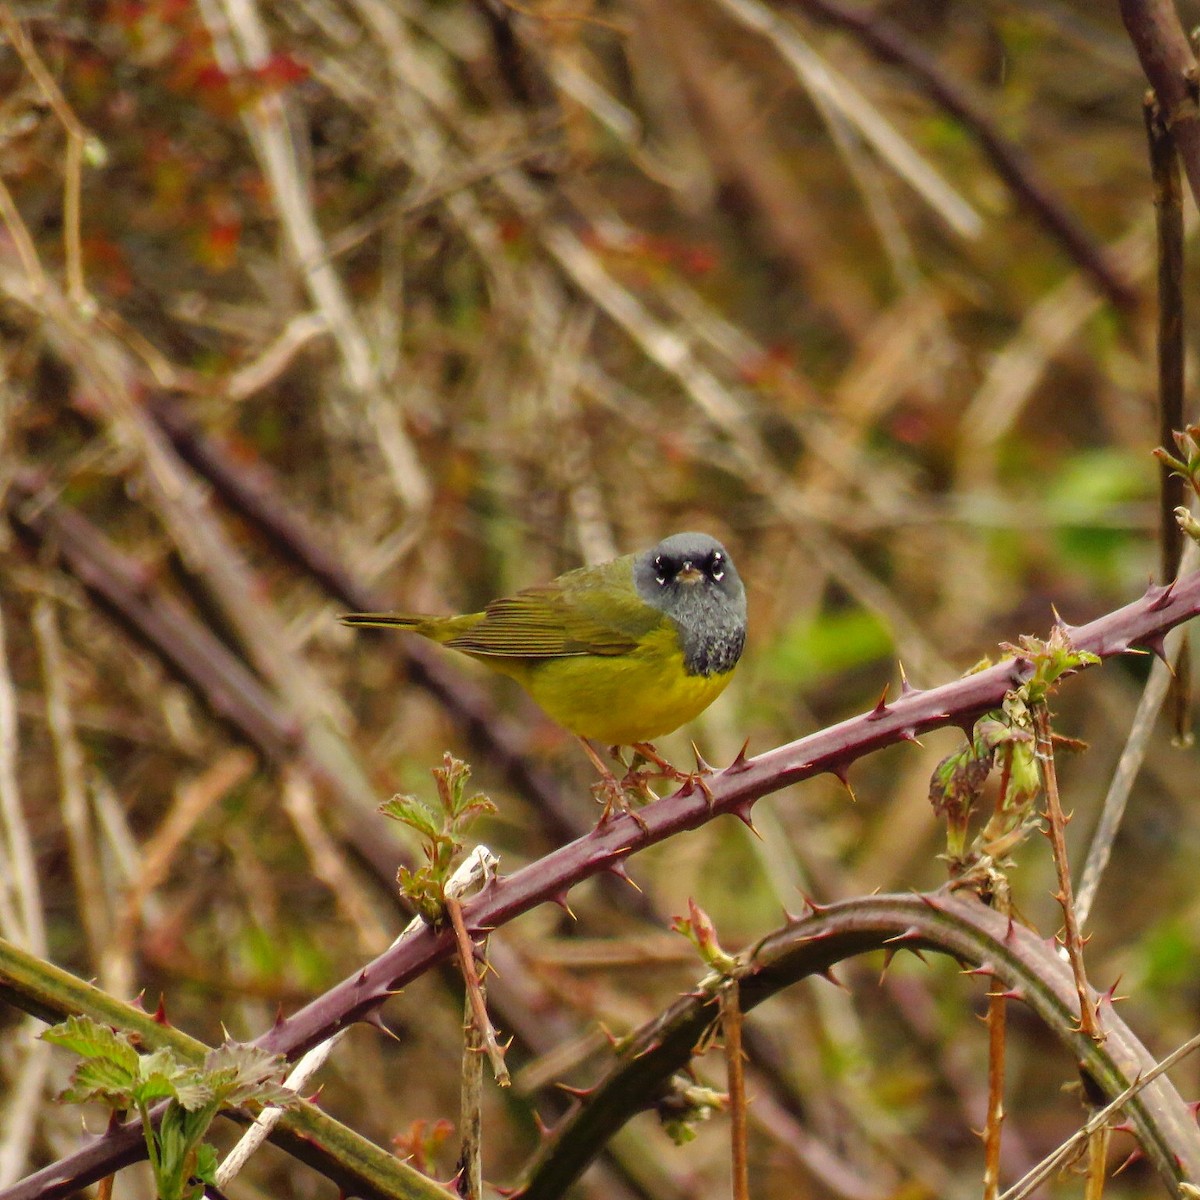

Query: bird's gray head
left=633, top=532, right=747, bottom=676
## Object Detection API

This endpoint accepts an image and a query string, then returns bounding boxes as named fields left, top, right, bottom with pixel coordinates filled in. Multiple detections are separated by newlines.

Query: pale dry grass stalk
left=104, top=749, right=258, bottom=1000
left=707, top=0, right=983, bottom=239
left=0, top=7, right=95, bottom=306
left=198, top=0, right=430, bottom=513
left=0, top=595, right=52, bottom=1189
left=0, top=601, right=41, bottom=949
left=281, top=766, right=392, bottom=957
left=31, top=598, right=109, bottom=973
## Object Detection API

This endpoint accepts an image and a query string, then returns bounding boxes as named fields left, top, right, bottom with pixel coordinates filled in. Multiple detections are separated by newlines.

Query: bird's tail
left=339, top=611, right=460, bottom=644
left=340, top=612, right=427, bottom=631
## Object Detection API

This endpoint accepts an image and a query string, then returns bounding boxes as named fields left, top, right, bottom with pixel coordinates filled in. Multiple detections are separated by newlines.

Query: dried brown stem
left=720, top=982, right=750, bottom=1200
left=458, top=983, right=484, bottom=1200
left=982, top=985, right=1006, bottom=1200
left=445, top=896, right=510, bottom=1087
left=1146, top=96, right=1193, bottom=744
left=1032, top=702, right=1100, bottom=1041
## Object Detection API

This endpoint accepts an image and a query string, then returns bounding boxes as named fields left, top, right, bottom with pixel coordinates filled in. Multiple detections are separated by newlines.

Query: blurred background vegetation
left=0, top=0, right=1196, bottom=1196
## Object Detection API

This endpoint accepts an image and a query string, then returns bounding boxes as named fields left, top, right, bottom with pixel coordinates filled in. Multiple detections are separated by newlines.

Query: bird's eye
left=709, top=551, right=725, bottom=582
left=654, top=555, right=669, bottom=585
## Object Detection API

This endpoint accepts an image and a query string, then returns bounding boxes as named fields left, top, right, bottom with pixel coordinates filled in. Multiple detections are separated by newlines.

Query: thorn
left=632, top=1038, right=664, bottom=1060
left=556, top=1082, right=596, bottom=1100
left=551, top=891, right=577, bottom=919
left=360, top=1010, right=399, bottom=1040
left=1003, top=914, right=1018, bottom=942
left=879, top=948, right=896, bottom=979
left=304, top=1084, right=325, bottom=1104
left=729, top=800, right=762, bottom=838
left=897, top=727, right=924, bottom=747
left=963, top=962, right=997, bottom=979
left=606, top=862, right=642, bottom=892
left=532, top=1109, right=557, bottom=1138
left=726, top=739, right=752, bottom=773
left=816, top=966, right=847, bottom=990
left=1138, top=632, right=1171, bottom=666
left=596, top=1021, right=621, bottom=1048
left=883, top=925, right=926, bottom=947
left=274, top=1003, right=286, bottom=1029
left=131, top=991, right=147, bottom=1011
left=1145, top=578, right=1178, bottom=611
left=829, top=764, right=857, bottom=802
left=1113, top=1146, right=1145, bottom=1175
left=153, top=996, right=169, bottom=1025
left=998, top=987, right=1025, bottom=1002
left=916, top=892, right=944, bottom=911
left=690, top=740, right=715, bottom=774
left=356, top=969, right=369, bottom=986
left=800, top=893, right=828, bottom=915
left=898, top=661, right=920, bottom=696
left=868, top=684, right=891, bottom=720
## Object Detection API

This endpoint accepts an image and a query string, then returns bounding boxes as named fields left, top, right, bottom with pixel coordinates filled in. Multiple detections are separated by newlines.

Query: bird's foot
left=629, top=742, right=716, bottom=809
left=589, top=773, right=650, bottom=830
left=578, top=737, right=650, bottom=829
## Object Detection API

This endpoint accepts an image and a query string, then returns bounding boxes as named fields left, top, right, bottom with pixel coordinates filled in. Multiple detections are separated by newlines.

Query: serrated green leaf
left=42, top=1015, right=139, bottom=1072
left=170, top=1076, right=215, bottom=1112
left=203, top=1041, right=290, bottom=1105
left=61, top=1053, right=139, bottom=1104
left=138, top=1046, right=191, bottom=1086
left=379, top=793, right=440, bottom=837
left=193, top=1141, right=219, bottom=1186
left=134, top=1072, right=181, bottom=1106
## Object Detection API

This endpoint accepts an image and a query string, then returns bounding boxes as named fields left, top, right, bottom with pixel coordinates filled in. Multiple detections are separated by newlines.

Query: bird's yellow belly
left=492, top=630, right=733, bottom=745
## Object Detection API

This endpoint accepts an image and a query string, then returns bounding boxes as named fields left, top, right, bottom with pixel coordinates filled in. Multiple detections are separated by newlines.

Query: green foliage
left=42, top=1015, right=296, bottom=1200
left=1001, top=623, right=1101, bottom=707
left=930, top=626, right=1096, bottom=869
left=767, top=606, right=893, bottom=687
left=1047, top=448, right=1151, bottom=581
left=380, top=752, right=496, bottom=923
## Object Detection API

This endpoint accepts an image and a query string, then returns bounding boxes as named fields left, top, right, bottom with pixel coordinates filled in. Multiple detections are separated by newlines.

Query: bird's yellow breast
left=487, top=623, right=734, bottom=745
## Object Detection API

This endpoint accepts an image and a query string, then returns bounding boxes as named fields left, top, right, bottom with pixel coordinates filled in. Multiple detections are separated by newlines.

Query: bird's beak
left=677, top=562, right=703, bottom=585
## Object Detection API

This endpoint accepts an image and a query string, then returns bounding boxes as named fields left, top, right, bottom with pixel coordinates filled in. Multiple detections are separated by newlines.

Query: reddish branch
left=1121, top=0, right=1200, bottom=212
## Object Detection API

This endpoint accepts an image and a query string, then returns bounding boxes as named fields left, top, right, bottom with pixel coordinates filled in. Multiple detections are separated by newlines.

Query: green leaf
left=203, top=1041, right=293, bottom=1107
left=42, top=1015, right=139, bottom=1073
left=193, top=1141, right=219, bottom=1186
left=380, top=793, right=442, bottom=839
left=60, top=1054, right=139, bottom=1105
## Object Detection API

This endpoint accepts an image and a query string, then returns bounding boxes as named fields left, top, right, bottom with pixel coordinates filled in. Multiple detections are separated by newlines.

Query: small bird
left=341, top=532, right=746, bottom=809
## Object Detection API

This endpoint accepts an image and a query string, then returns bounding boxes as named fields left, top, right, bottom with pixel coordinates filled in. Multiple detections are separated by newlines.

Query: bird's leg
left=629, top=741, right=716, bottom=807
left=577, top=737, right=648, bottom=827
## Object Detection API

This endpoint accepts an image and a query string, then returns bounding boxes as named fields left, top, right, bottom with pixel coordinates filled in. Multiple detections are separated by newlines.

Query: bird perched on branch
left=341, top=532, right=747, bottom=814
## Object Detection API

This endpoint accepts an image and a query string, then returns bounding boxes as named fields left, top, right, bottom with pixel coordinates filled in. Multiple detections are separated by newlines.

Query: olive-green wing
left=443, top=556, right=661, bottom=659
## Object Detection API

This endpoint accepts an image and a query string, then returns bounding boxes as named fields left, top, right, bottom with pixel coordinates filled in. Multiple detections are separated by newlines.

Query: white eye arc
left=654, top=555, right=669, bottom=585
left=710, top=551, right=725, bottom=581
